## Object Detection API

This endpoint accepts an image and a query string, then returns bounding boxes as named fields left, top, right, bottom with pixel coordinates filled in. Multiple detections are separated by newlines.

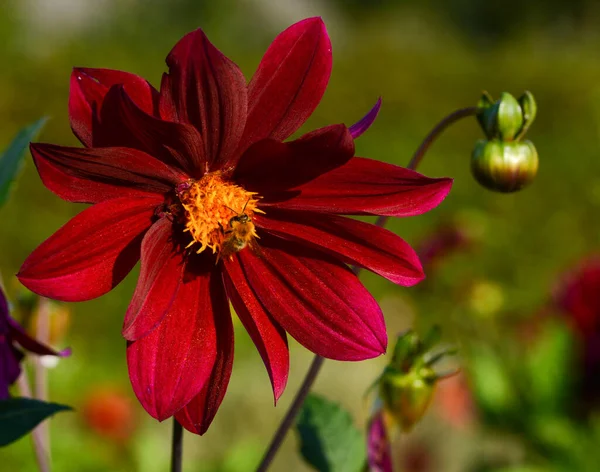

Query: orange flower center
left=177, top=172, right=262, bottom=256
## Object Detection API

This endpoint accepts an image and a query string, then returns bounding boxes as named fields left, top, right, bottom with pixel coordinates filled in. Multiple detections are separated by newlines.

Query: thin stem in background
left=254, top=105, right=479, bottom=472
left=34, top=298, right=51, bottom=461
left=16, top=373, right=50, bottom=472
left=255, top=355, right=325, bottom=472
left=171, top=418, right=183, bottom=472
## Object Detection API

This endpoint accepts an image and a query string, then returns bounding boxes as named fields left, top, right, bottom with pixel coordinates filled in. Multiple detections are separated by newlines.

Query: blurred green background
left=2, top=0, right=600, bottom=470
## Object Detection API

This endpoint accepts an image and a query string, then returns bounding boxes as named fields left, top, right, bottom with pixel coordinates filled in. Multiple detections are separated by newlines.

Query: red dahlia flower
left=18, top=18, right=452, bottom=433
left=554, top=255, right=600, bottom=404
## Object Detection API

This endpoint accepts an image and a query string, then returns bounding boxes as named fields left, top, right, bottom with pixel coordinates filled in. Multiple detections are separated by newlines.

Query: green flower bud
left=478, top=92, right=523, bottom=141
left=379, top=365, right=437, bottom=432
left=367, top=327, right=458, bottom=432
left=471, top=139, right=538, bottom=193
left=477, top=91, right=537, bottom=142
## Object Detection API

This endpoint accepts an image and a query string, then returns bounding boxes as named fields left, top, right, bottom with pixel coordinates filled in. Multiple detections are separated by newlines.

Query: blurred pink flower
left=416, top=220, right=473, bottom=274
left=367, top=410, right=393, bottom=472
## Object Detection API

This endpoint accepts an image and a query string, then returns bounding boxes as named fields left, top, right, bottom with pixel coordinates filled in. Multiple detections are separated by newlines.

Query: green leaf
left=0, top=397, right=72, bottom=447
left=524, top=320, right=574, bottom=414
left=295, top=394, right=366, bottom=472
left=0, top=118, right=47, bottom=207
left=468, top=347, right=518, bottom=425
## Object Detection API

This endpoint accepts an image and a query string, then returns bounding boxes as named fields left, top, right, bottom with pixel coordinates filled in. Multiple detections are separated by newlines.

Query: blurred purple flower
left=0, top=287, right=69, bottom=399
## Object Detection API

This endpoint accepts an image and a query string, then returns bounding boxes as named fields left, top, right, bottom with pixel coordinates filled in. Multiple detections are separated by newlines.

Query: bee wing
left=248, top=239, right=263, bottom=259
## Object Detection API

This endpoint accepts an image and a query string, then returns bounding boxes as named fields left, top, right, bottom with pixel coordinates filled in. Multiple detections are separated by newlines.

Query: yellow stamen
left=178, top=173, right=261, bottom=255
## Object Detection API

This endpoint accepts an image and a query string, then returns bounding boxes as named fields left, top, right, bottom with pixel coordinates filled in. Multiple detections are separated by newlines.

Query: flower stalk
left=255, top=105, right=479, bottom=471
left=34, top=297, right=51, bottom=462
left=171, top=418, right=183, bottom=472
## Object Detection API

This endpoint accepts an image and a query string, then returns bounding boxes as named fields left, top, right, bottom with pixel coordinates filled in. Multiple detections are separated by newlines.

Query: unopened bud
left=380, top=366, right=437, bottom=432
left=477, top=91, right=537, bottom=142
left=471, top=139, right=538, bottom=193
left=370, top=327, right=458, bottom=432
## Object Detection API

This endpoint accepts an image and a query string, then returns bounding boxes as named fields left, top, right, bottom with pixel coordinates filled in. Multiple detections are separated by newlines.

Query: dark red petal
left=30, top=143, right=186, bottom=204
left=69, top=68, right=159, bottom=147
left=18, top=196, right=160, bottom=302
left=175, top=295, right=234, bottom=435
left=264, top=157, right=453, bottom=216
left=255, top=211, right=424, bottom=287
left=239, top=17, right=332, bottom=149
left=8, top=318, right=70, bottom=357
left=223, top=258, right=289, bottom=401
left=163, top=29, right=247, bottom=170
left=349, top=98, right=382, bottom=139
left=122, top=218, right=185, bottom=341
left=233, top=124, right=354, bottom=193
left=127, top=264, right=223, bottom=421
left=238, top=237, right=387, bottom=360
left=158, top=73, right=178, bottom=122
left=96, top=85, right=204, bottom=175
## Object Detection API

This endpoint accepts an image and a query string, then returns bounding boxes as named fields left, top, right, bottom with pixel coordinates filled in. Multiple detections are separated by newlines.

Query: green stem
left=254, top=106, right=479, bottom=472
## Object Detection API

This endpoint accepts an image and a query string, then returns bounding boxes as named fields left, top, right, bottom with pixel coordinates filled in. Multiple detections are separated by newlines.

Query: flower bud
left=471, top=139, right=538, bottom=193
left=477, top=91, right=537, bottom=142
left=370, top=327, right=458, bottom=432
left=380, top=365, right=437, bottom=432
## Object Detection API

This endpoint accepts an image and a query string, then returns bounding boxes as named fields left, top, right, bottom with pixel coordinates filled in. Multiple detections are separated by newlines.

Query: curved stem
left=256, top=355, right=325, bottom=472
left=171, top=418, right=183, bottom=472
left=254, top=105, right=478, bottom=472
left=407, top=106, right=478, bottom=170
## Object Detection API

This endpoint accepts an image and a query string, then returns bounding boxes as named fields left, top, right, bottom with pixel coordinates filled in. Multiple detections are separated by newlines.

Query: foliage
left=0, top=398, right=71, bottom=447
left=295, top=394, right=366, bottom=472
left=0, top=118, right=46, bottom=207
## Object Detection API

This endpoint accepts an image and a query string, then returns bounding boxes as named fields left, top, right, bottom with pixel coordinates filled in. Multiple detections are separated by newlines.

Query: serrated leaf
left=295, top=394, right=366, bottom=472
left=0, top=397, right=72, bottom=446
left=0, top=118, right=47, bottom=207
